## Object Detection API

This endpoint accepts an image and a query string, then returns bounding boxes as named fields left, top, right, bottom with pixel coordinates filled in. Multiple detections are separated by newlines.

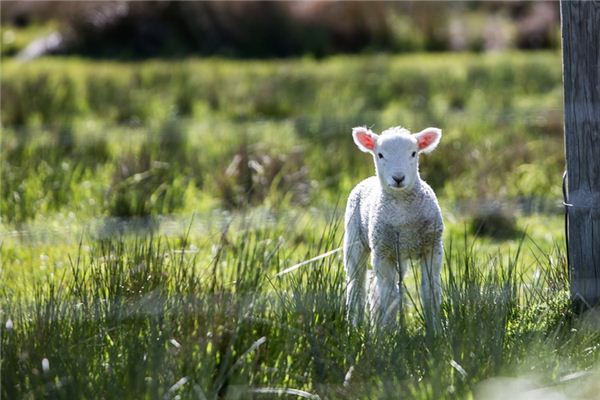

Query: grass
left=1, top=50, right=590, bottom=398
left=2, top=221, right=599, bottom=399
left=1, top=52, right=564, bottom=224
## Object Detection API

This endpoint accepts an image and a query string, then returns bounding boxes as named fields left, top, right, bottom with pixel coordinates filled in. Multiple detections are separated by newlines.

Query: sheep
left=344, top=126, right=443, bottom=329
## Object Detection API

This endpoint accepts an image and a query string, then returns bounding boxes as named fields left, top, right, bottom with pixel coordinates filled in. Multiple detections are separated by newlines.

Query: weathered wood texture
left=561, top=1, right=600, bottom=309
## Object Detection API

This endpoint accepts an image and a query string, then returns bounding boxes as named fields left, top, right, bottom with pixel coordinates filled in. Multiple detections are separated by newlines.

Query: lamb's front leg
left=344, top=231, right=368, bottom=325
left=369, top=255, right=402, bottom=327
left=420, top=240, right=443, bottom=333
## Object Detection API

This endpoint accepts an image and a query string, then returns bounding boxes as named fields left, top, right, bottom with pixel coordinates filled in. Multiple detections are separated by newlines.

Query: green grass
left=2, top=222, right=599, bottom=399
left=1, top=52, right=564, bottom=224
left=1, top=51, right=589, bottom=398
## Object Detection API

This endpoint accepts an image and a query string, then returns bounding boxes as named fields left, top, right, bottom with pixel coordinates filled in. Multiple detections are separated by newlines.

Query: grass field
left=3, top=51, right=598, bottom=399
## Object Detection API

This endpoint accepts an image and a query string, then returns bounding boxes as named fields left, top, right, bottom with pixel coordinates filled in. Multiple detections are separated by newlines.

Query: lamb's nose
left=392, top=175, right=405, bottom=185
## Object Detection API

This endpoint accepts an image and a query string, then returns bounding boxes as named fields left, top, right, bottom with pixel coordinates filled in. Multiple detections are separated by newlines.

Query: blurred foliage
left=1, top=52, right=564, bottom=224
left=107, top=148, right=188, bottom=218
left=469, top=205, right=522, bottom=240
left=1, top=125, right=110, bottom=223
left=0, top=21, right=58, bottom=57
left=215, top=142, right=311, bottom=209
left=1, top=1, right=560, bottom=59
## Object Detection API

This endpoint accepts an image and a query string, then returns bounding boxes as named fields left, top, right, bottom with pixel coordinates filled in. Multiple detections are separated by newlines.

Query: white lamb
left=344, top=126, right=444, bottom=329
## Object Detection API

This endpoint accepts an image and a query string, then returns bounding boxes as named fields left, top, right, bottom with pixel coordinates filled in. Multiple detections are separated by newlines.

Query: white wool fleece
left=344, top=126, right=443, bottom=330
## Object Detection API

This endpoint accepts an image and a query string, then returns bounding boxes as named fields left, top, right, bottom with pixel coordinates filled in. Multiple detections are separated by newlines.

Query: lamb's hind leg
left=344, top=227, right=368, bottom=325
left=420, top=239, right=443, bottom=333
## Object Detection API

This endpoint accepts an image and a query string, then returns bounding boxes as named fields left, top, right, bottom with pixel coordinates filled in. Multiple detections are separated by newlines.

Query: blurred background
left=1, top=0, right=564, bottom=242
left=2, top=1, right=560, bottom=59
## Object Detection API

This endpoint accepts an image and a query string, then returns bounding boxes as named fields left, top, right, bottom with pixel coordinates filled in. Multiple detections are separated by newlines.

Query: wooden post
left=561, top=1, right=600, bottom=310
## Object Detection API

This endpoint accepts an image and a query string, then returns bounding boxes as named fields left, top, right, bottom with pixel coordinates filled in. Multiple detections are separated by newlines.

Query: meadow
left=3, top=51, right=598, bottom=399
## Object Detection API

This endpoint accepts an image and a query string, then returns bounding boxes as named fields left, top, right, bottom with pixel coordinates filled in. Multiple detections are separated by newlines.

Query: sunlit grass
left=1, top=217, right=597, bottom=399
left=2, top=51, right=563, bottom=224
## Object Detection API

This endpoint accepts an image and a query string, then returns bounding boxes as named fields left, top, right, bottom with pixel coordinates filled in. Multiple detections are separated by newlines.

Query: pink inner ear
left=357, top=131, right=376, bottom=150
left=418, top=132, right=436, bottom=150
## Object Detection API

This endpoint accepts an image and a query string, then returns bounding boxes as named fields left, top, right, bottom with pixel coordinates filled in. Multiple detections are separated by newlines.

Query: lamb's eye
left=378, top=153, right=384, bottom=159
left=411, top=151, right=417, bottom=157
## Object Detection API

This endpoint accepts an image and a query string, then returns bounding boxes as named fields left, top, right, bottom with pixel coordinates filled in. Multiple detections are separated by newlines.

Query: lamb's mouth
left=388, top=183, right=407, bottom=190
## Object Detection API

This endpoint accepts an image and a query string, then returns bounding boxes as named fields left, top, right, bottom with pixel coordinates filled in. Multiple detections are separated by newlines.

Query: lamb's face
left=352, top=126, right=442, bottom=192
left=374, top=129, right=419, bottom=190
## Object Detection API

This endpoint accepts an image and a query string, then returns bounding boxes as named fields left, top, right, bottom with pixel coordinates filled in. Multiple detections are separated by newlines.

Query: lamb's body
left=346, top=176, right=443, bottom=261
left=344, top=126, right=444, bottom=328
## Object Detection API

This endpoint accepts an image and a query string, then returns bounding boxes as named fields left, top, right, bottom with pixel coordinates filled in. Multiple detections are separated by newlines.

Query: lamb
left=344, top=125, right=444, bottom=329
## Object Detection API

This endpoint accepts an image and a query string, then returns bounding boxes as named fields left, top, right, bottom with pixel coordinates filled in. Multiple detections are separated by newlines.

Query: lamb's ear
left=352, top=127, right=378, bottom=153
left=414, top=127, right=442, bottom=154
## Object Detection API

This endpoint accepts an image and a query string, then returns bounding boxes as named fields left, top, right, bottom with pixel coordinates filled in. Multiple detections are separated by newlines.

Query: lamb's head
left=352, top=126, right=441, bottom=192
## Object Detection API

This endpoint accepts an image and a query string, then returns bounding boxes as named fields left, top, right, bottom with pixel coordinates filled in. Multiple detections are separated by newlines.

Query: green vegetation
left=2, top=51, right=590, bottom=399
left=1, top=52, right=564, bottom=223
left=0, top=22, right=59, bottom=58
left=3, top=223, right=598, bottom=399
